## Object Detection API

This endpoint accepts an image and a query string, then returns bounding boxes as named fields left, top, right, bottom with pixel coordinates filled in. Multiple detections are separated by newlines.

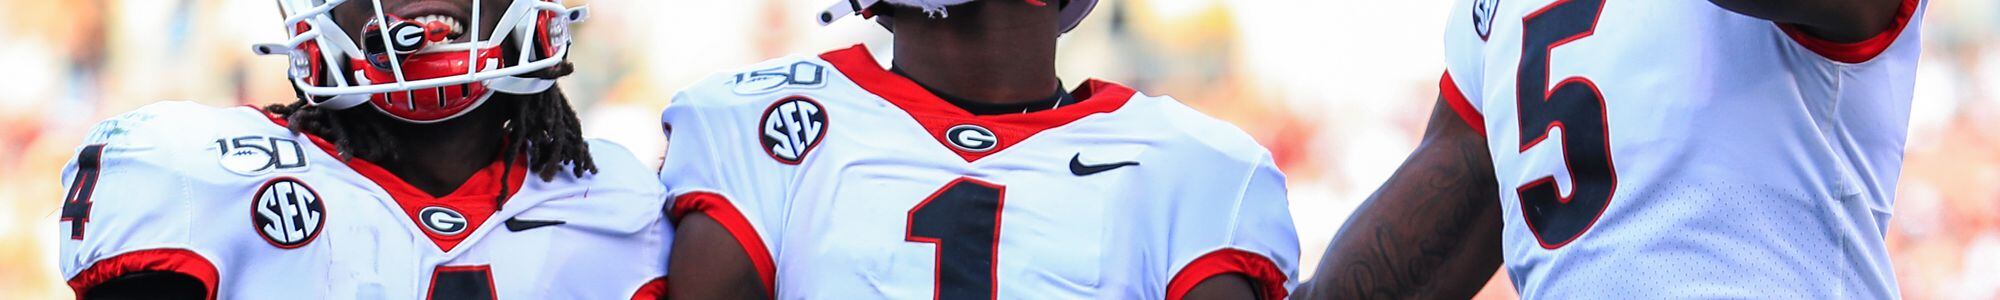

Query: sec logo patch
left=760, top=97, right=828, bottom=165
left=251, top=177, right=324, bottom=249
left=1473, top=0, right=1500, bottom=40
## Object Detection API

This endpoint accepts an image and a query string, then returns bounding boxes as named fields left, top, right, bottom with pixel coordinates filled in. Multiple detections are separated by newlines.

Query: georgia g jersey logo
left=760, top=97, right=828, bottom=165
left=252, top=177, right=325, bottom=249
left=946, top=124, right=999, bottom=152
left=419, top=206, right=470, bottom=236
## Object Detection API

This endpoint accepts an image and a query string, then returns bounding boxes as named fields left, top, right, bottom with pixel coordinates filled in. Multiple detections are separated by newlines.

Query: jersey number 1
left=906, top=178, right=1005, bottom=300
left=1515, top=0, right=1618, bottom=249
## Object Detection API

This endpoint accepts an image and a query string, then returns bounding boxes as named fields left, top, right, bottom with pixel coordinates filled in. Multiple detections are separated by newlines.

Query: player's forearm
left=1709, top=0, right=1902, bottom=42
left=668, top=213, right=771, bottom=300
left=80, top=272, right=207, bottom=300
left=1296, top=99, right=1504, bottom=300
left=1183, top=274, right=1260, bottom=300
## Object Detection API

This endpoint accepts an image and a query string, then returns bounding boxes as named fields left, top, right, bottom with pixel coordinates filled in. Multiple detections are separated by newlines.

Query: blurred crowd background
left=0, top=0, right=1995, bottom=298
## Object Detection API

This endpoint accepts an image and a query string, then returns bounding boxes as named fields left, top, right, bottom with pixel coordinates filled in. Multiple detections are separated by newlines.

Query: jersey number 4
left=429, top=265, right=497, bottom=300
left=1515, top=0, right=1618, bottom=249
left=62, top=145, right=108, bottom=240
left=906, top=178, right=1005, bottom=300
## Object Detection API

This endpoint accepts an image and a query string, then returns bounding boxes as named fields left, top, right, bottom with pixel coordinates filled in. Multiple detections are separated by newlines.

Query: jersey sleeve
left=657, top=83, right=792, bottom=296
left=1440, top=0, right=1490, bottom=136
left=1162, top=156, right=1299, bottom=300
left=56, top=103, right=222, bottom=298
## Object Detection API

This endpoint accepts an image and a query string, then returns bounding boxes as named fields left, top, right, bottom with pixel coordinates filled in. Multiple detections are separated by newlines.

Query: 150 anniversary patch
left=216, top=136, right=309, bottom=176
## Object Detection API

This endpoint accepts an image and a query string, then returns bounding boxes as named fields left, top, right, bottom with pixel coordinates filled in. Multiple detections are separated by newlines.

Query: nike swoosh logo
left=504, top=218, right=566, bottom=232
left=1070, top=154, right=1139, bottom=176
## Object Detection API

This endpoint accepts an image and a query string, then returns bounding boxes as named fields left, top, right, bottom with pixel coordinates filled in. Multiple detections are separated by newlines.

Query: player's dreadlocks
left=263, top=62, right=596, bottom=182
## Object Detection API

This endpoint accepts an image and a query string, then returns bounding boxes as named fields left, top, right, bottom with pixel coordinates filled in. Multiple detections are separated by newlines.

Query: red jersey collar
left=819, top=45, right=1138, bottom=162
left=260, top=107, right=526, bottom=252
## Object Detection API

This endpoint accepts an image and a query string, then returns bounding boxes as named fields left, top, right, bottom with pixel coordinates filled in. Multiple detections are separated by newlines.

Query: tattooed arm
left=1293, top=96, right=1504, bottom=299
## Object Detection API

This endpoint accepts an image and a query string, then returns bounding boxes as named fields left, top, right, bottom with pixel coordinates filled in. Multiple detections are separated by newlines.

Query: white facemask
left=818, top=0, right=1097, bottom=34
left=880, top=0, right=977, bottom=17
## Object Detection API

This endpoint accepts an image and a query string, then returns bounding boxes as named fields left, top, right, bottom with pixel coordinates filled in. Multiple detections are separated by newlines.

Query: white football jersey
left=1440, top=0, right=1923, bottom=298
left=658, top=45, right=1299, bottom=299
left=56, top=102, right=671, bottom=299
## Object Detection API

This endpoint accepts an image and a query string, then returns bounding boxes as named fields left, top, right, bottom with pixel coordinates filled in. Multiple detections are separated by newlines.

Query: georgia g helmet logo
left=252, top=0, right=591, bottom=123
left=252, top=178, right=325, bottom=249
left=760, top=97, right=829, bottom=165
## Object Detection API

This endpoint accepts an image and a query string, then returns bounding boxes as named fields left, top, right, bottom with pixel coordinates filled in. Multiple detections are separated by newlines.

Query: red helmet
left=253, top=0, right=588, bottom=123
left=817, top=0, right=1099, bottom=34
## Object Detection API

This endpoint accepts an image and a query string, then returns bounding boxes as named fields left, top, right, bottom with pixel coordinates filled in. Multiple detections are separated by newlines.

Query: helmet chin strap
left=819, top=0, right=879, bottom=26
left=487, top=76, right=556, bottom=95
left=314, top=72, right=372, bottom=110
left=317, top=94, right=374, bottom=110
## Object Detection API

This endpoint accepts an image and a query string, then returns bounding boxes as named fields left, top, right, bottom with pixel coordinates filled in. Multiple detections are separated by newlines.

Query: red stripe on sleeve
left=667, top=192, right=777, bottom=298
left=629, top=277, right=668, bottom=300
left=67, top=248, right=219, bottom=300
left=1165, top=248, right=1289, bottom=300
left=1440, top=72, right=1487, bottom=136
left=1778, top=0, right=1919, bottom=64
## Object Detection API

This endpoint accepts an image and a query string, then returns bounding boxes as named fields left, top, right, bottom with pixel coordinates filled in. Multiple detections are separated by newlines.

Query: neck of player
left=890, top=1, right=1063, bottom=106
left=373, top=99, right=513, bottom=197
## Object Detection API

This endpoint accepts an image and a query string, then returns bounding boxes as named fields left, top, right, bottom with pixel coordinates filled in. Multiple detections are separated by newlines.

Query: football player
left=1297, top=0, right=1922, bottom=298
left=658, top=0, right=1298, bottom=299
left=55, top=0, right=671, bottom=299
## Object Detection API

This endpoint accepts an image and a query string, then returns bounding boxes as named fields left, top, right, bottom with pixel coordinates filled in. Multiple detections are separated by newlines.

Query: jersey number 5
left=906, top=178, right=1005, bottom=300
left=1515, top=0, right=1618, bottom=249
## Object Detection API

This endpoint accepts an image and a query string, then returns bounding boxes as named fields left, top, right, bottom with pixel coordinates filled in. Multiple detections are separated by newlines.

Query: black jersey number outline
left=61, top=145, right=108, bottom=240
left=1514, top=0, right=1619, bottom=249
left=905, top=178, right=1006, bottom=300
